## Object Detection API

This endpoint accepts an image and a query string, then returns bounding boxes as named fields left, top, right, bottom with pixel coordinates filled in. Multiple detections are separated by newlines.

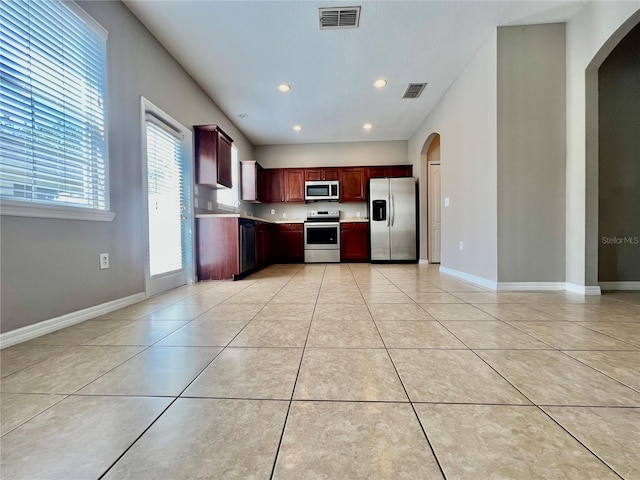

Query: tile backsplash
left=253, top=201, right=367, bottom=221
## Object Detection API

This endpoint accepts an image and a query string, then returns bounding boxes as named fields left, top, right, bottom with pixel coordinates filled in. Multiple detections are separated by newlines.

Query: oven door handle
left=304, top=222, right=340, bottom=228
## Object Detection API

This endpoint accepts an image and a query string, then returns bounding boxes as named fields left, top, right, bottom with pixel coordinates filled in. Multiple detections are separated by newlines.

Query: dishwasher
left=239, top=218, right=256, bottom=275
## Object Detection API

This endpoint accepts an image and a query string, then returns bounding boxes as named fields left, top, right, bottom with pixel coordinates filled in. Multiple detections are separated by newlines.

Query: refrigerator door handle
left=390, top=193, right=394, bottom=226
left=387, top=195, right=391, bottom=226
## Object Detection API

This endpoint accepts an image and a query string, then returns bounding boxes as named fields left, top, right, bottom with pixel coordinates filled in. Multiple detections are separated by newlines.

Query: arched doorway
left=421, top=133, right=441, bottom=264
left=597, top=21, right=640, bottom=288
left=584, top=11, right=640, bottom=290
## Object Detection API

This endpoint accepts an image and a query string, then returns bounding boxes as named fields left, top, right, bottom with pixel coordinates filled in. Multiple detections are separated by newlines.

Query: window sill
left=0, top=201, right=116, bottom=222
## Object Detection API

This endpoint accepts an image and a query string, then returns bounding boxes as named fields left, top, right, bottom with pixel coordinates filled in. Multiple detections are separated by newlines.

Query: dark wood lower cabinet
left=340, top=222, right=370, bottom=262
left=197, top=217, right=240, bottom=280
left=277, top=223, right=304, bottom=263
left=197, top=218, right=304, bottom=280
left=256, top=221, right=275, bottom=268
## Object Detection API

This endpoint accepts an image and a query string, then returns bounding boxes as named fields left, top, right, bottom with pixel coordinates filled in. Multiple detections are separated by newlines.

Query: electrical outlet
left=207, top=201, right=213, bottom=210
left=356, top=211, right=361, bottom=217
left=270, top=209, right=275, bottom=215
left=99, top=253, right=109, bottom=269
left=459, top=241, right=464, bottom=251
left=444, top=197, right=450, bottom=207
left=282, top=213, right=287, bottom=218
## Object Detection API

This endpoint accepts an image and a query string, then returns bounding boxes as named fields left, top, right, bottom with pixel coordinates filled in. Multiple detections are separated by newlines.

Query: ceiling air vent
left=402, top=83, right=427, bottom=99
left=319, top=7, right=361, bottom=29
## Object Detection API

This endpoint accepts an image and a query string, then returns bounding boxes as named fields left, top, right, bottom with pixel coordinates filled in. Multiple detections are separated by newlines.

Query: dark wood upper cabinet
left=339, top=167, right=367, bottom=202
left=386, top=165, right=413, bottom=178
left=261, top=169, right=284, bottom=203
left=240, top=160, right=263, bottom=203
left=253, top=164, right=412, bottom=204
left=305, top=168, right=339, bottom=181
left=194, top=125, right=233, bottom=188
left=367, top=166, right=387, bottom=179
left=368, top=165, right=412, bottom=179
left=284, top=168, right=305, bottom=202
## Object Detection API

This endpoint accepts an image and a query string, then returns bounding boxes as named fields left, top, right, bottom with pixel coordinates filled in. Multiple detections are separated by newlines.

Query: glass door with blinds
left=142, top=100, right=193, bottom=297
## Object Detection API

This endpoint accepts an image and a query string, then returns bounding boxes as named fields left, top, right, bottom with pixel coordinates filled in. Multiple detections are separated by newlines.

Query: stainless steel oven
left=304, top=211, right=340, bottom=263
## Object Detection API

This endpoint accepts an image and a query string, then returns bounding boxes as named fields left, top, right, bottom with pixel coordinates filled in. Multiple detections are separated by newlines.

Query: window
left=145, top=114, right=185, bottom=277
left=216, top=144, right=239, bottom=209
left=0, top=0, right=112, bottom=220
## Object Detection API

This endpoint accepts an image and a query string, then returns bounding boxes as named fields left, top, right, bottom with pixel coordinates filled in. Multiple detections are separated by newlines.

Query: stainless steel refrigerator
left=369, top=177, right=417, bottom=261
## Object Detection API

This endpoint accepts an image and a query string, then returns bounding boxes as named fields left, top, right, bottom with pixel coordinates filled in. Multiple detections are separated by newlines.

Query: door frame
left=427, top=161, right=441, bottom=263
left=140, top=96, right=195, bottom=298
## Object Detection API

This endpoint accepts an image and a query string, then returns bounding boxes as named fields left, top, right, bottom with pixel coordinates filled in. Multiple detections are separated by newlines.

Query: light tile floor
left=1, top=264, right=639, bottom=479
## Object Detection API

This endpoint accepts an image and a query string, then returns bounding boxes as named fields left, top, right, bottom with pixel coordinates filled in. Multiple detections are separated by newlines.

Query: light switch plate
left=444, top=197, right=450, bottom=207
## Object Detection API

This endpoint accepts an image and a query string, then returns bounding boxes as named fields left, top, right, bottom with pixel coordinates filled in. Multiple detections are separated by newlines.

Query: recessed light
left=373, top=79, right=387, bottom=88
left=278, top=83, right=291, bottom=92
left=363, top=123, right=373, bottom=130
left=293, top=125, right=303, bottom=131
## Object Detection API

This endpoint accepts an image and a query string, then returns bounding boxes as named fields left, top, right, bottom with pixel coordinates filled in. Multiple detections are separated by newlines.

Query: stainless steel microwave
left=304, top=181, right=340, bottom=201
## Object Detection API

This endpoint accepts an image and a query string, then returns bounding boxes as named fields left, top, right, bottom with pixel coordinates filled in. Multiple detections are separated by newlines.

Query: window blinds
left=145, top=114, right=185, bottom=276
left=0, top=0, right=108, bottom=210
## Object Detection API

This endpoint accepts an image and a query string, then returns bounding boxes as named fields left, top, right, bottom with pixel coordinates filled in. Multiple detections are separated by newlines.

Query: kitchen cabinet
left=339, top=167, right=367, bottom=202
left=340, top=222, right=370, bottom=262
left=276, top=223, right=304, bottom=263
left=261, top=169, right=284, bottom=203
left=305, top=168, right=339, bottom=181
left=194, top=125, right=233, bottom=188
left=256, top=221, right=273, bottom=268
left=284, top=168, right=305, bottom=202
left=240, top=160, right=263, bottom=203
left=368, top=165, right=412, bottom=179
left=197, top=217, right=239, bottom=280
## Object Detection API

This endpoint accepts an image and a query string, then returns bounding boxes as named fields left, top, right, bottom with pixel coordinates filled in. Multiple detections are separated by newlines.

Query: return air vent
left=319, top=7, right=361, bottom=29
left=402, top=83, right=427, bottom=99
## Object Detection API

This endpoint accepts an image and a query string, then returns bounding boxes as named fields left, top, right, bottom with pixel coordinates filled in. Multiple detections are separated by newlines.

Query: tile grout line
left=268, top=264, right=325, bottom=480
left=369, top=266, right=633, bottom=479
left=437, top=324, right=628, bottom=480
left=357, top=264, right=449, bottom=480
left=97, top=270, right=303, bottom=479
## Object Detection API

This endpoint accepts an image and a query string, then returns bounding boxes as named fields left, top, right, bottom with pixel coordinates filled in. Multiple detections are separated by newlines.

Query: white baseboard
left=564, top=283, right=602, bottom=295
left=439, top=266, right=603, bottom=295
left=0, top=292, right=146, bottom=349
left=599, top=281, right=640, bottom=291
left=438, top=266, right=498, bottom=290
left=497, top=282, right=566, bottom=291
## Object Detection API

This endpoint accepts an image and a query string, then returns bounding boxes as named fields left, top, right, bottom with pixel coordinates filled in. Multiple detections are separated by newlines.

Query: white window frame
left=140, top=97, right=195, bottom=293
left=0, top=1, right=114, bottom=221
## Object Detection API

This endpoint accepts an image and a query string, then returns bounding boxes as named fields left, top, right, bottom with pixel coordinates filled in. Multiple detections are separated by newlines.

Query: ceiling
left=124, top=1, right=586, bottom=146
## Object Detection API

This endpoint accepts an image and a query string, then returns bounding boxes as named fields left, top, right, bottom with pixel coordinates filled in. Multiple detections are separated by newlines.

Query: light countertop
left=195, top=213, right=369, bottom=224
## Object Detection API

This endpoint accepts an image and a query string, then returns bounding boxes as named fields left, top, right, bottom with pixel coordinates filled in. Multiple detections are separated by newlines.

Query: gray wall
left=255, top=141, right=408, bottom=169
left=496, top=24, right=566, bottom=282
left=0, top=1, right=254, bottom=333
left=409, top=31, right=499, bottom=282
left=598, top=22, right=640, bottom=281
